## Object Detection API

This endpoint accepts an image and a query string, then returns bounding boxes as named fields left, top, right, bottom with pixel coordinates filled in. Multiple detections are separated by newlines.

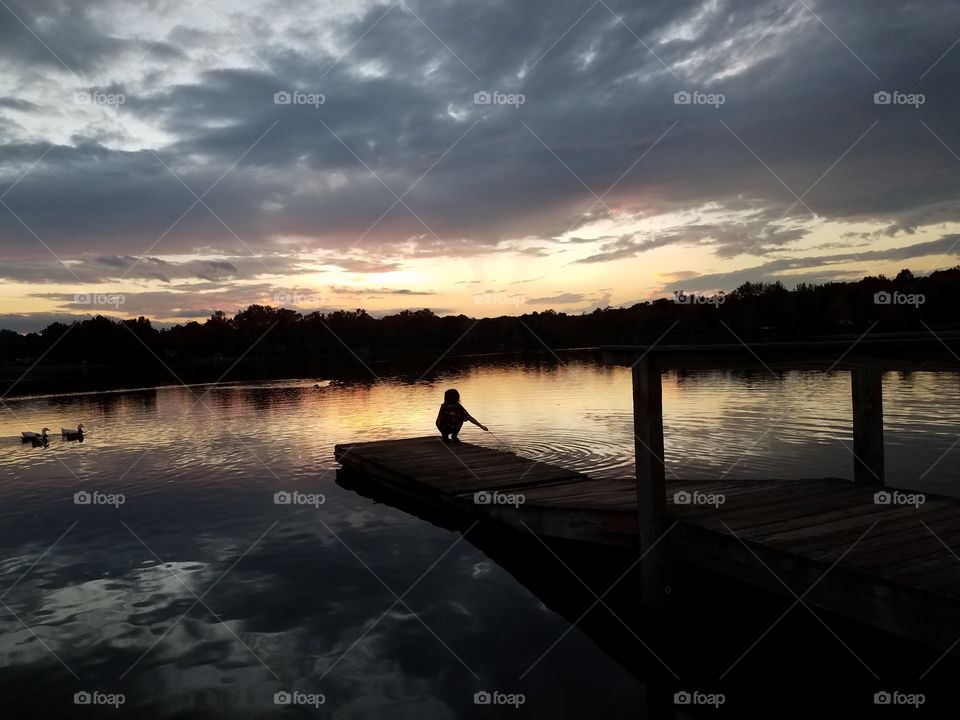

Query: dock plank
left=335, top=436, right=960, bottom=649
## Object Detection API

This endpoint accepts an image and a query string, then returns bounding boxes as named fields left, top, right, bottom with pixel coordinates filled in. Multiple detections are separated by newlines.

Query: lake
left=2, top=357, right=959, bottom=717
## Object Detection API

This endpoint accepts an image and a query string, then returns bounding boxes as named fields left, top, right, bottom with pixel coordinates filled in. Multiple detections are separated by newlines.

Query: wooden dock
left=335, top=436, right=960, bottom=650
left=336, top=339, right=959, bottom=652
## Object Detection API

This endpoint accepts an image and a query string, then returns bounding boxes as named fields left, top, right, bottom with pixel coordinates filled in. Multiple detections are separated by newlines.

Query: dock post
left=633, top=358, right=667, bottom=608
left=851, top=369, right=884, bottom=486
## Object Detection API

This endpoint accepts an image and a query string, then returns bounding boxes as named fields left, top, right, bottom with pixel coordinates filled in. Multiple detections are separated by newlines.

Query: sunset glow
left=2, top=0, right=959, bottom=331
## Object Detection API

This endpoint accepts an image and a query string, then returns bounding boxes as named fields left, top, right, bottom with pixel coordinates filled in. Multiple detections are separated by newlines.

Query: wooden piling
left=851, top=369, right=884, bottom=486
left=632, top=358, right=667, bottom=608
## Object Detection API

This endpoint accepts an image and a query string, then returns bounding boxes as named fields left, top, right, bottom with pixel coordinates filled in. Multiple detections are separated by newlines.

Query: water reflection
left=337, top=465, right=960, bottom=719
left=0, top=360, right=959, bottom=718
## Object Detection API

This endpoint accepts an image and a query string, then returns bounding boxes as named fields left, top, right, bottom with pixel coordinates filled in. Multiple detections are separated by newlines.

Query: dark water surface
left=2, top=359, right=959, bottom=717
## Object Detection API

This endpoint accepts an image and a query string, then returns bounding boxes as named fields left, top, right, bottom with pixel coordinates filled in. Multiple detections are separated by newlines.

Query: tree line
left=2, top=268, right=958, bottom=370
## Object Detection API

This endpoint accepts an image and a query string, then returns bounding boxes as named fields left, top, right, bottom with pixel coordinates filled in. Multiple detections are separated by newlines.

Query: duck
left=22, top=428, right=50, bottom=443
left=61, top=424, right=85, bottom=440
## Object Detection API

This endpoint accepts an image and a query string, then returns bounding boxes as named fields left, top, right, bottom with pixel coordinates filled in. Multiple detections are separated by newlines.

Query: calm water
left=1, top=359, right=959, bottom=718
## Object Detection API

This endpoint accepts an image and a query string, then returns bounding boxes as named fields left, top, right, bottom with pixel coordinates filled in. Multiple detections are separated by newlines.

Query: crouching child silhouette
left=436, top=388, right=487, bottom=443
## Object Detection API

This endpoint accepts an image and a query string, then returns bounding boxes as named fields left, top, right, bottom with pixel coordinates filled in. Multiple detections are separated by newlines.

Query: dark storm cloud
left=0, top=0, right=188, bottom=73
left=1, top=0, right=960, bottom=274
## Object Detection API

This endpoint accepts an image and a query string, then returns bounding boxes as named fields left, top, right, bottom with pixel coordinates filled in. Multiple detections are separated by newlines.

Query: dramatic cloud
left=1, top=0, right=960, bottom=327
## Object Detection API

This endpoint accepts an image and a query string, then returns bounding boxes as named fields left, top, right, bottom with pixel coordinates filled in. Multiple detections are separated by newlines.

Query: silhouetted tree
left=3, top=268, right=959, bottom=377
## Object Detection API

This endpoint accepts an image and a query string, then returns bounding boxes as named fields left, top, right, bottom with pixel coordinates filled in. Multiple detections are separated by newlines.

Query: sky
left=1, top=0, right=960, bottom=331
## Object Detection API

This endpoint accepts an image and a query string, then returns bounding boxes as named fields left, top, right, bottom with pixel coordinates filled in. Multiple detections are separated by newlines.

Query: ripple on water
left=0, top=364, right=958, bottom=717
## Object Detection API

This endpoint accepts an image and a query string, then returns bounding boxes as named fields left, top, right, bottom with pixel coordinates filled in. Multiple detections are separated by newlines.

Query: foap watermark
left=74, top=90, right=125, bottom=107
left=874, top=690, right=925, bottom=709
left=474, top=490, right=525, bottom=508
left=74, top=292, right=125, bottom=308
left=274, top=490, right=326, bottom=508
left=274, top=90, right=325, bottom=108
left=674, top=90, right=725, bottom=108
left=273, top=290, right=326, bottom=307
left=673, top=290, right=725, bottom=307
left=74, top=490, right=125, bottom=508
left=874, top=490, right=925, bottom=509
left=473, top=291, right=526, bottom=307
left=673, top=489, right=725, bottom=509
left=474, top=90, right=525, bottom=108
left=674, top=690, right=725, bottom=709
left=874, top=90, right=925, bottom=109
left=274, top=690, right=325, bottom=708
left=874, top=290, right=924, bottom=308
left=74, top=691, right=125, bottom=709
left=473, top=690, right=525, bottom=708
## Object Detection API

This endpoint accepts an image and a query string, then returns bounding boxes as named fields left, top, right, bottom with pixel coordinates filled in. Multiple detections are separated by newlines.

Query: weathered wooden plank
left=757, top=505, right=960, bottom=558
left=666, top=483, right=865, bottom=527
left=735, top=502, right=950, bottom=547
left=668, top=523, right=960, bottom=650
left=716, top=493, right=939, bottom=537
left=335, top=438, right=589, bottom=496
left=502, top=478, right=638, bottom=509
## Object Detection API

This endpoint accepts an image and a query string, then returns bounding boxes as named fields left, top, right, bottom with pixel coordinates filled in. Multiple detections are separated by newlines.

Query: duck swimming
left=61, top=424, right=84, bottom=440
left=22, top=428, right=50, bottom=444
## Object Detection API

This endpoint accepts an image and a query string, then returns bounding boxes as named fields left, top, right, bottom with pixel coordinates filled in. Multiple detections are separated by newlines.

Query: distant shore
left=0, top=348, right=580, bottom=399
left=4, top=328, right=960, bottom=400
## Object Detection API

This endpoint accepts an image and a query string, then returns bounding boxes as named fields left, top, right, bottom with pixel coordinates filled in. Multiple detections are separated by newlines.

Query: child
left=436, top=388, right=487, bottom=443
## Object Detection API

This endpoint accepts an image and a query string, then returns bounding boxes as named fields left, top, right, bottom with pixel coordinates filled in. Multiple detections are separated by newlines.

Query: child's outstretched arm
left=462, top=406, right=488, bottom=431
left=468, top=415, right=488, bottom=431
